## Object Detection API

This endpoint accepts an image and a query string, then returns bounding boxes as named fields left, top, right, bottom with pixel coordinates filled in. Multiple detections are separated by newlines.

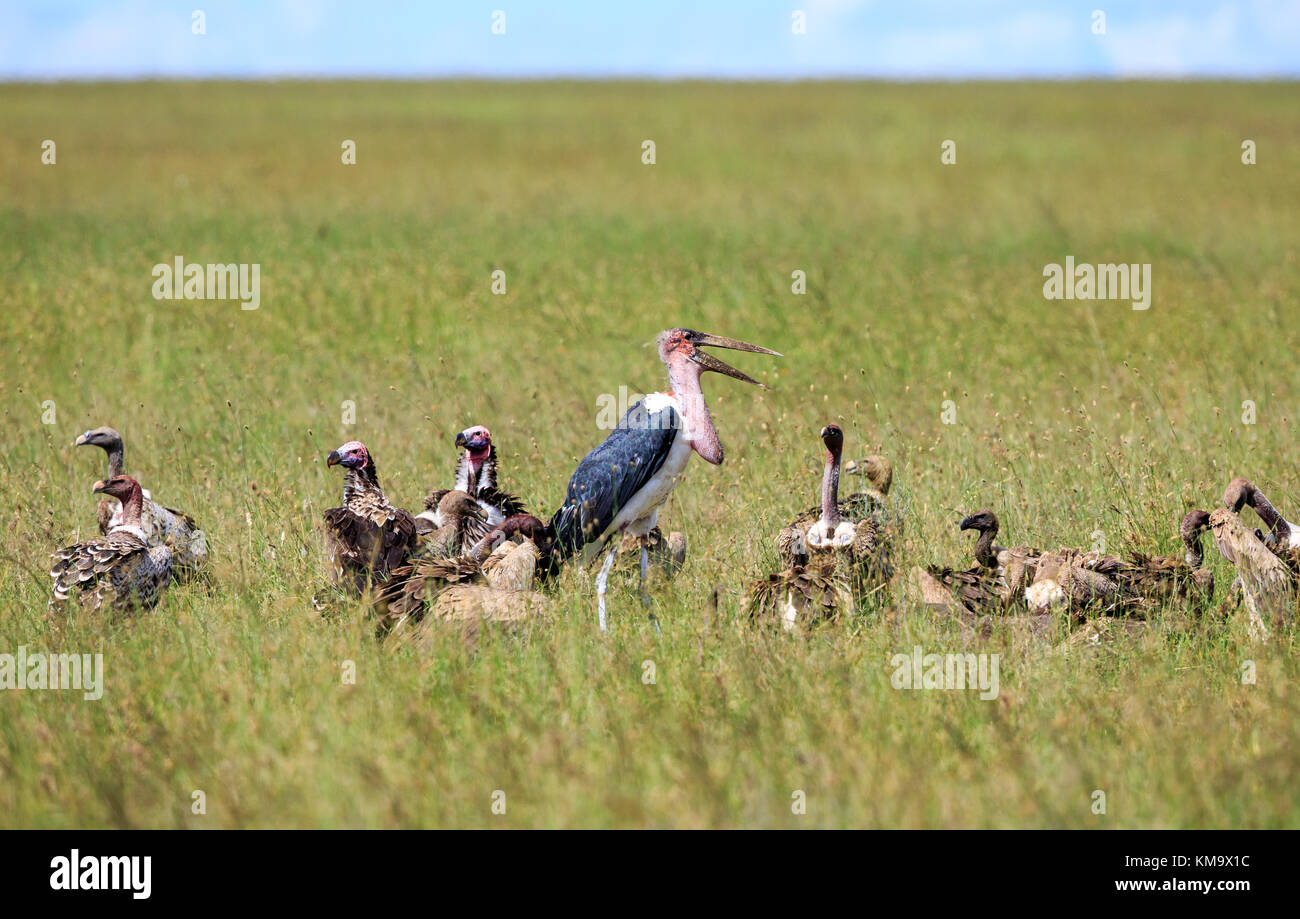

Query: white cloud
left=1103, top=5, right=1243, bottom=77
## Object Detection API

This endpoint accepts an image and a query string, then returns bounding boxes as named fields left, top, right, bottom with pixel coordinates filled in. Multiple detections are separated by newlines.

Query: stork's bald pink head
left=656, top=328, right=780, bottom=389
left=327, top=441, right=370, bottom=470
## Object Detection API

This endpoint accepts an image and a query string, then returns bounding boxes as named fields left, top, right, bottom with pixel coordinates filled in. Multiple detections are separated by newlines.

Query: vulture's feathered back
left=49, top=475, right=174, bottom=615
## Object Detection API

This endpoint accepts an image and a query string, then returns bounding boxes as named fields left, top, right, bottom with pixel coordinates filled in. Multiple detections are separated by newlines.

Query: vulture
left=910, top=510, right=1044, bottom=616
left=1117, top=510, right=1216, bottom=608
left=467, top=513, right=554, bottom=588
left=419, top=490, right=494, bottom=558
left=1224, top=477, right=1300, bottom=550
left=1024, top=548, right=1133, bottom=617
left=74, top=426, right=207, bottom=578
left=844, top=454, right=894, bottom=502
left=393, top=583, right=553, bottom=651
left=417, top=425, right=528, bottom=536
left=775, top=426, right=897, bottom=589
left=379, top=515, right=551, bottom=633
left=908, top=563, right=1004, bottom=617
left=322, top=440, right=419, bottom=594
left=615, top=527, right=687, bottom=581
left=958, top=509, right=1042, bottom=603
left=742, top=561, right=854, bottom=632
left=1209, top=506, right=1296, bottom=642
left=49, top=475, right=174, bottom=614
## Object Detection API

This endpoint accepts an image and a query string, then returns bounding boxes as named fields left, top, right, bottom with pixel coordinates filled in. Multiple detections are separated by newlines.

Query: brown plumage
left=419, top=490, right=492, bottom=558
left=1024, top=548, right=1134, bottom=617
left=430, top=584, right=550, bottom=624
left=74, top=426, right=207, bottom=578
left=392, top=584, right=552, bottom=650
left=742, top=561, right=854, bottom=632
left=909, top=563, right=1003, bottom=616
left=417, top=425, right=528, bottom=535
left=380, top=514, right=551, bottom=632
left=615, top=527, right=687, bottom=581
left=1117, top=510, right=1215, bottom=610
left=777, top=451, right=895, bottom=570
left=1209, top=507, right=1295, bottom=642
left=322, top=441, right=419, bottom=594
left=470, top=515, right=553, bottom=591
left=776, top=427, right=897, bottom=591
left=1223, top=477, right=1300, bottom=550
left=376, top=555, right=484, bottom=631
left=49, top=476, right=173, bottom=615
left=959, top=510, right=1041, bottom=604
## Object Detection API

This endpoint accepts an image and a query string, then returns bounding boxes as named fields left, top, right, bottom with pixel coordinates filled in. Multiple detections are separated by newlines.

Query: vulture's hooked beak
left=74, top=432, right=91, bottom=447
left=454, top=431, right=468, bottom=449
left=686, top=330, right=781, bottom=389
left=91, top=479, right=108, bottom=494
left=959, top=514, right=982, bottom=532
left=326, top=450, right=342, bottom=467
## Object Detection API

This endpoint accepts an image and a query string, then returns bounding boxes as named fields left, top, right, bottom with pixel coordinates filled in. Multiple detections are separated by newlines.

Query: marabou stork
left=549, top=327, right=780, bottom=630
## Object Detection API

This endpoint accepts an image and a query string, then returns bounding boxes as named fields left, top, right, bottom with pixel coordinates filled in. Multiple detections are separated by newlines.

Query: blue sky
left=2, top=1, right=1298, bottom=80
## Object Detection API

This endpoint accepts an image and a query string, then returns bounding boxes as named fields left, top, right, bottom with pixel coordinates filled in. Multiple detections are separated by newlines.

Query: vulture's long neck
left=973, top=525, right=999, bottom=568
left=1250, top=487, right=1293, bottom=545
left=343, top=464, right=388, bottom=509
left=105, top=444, right=125, bottom=478
left=116, top=485, right=144, bottom=528
left=668, top=357, right=722, bottom=465
left=819, top=447, right=842, bottom=530
left=1182, top=529, right=1204, bottom=568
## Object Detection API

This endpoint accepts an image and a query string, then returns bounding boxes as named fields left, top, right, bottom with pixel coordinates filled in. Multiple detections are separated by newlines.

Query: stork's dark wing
left=549, top=399, right=679, bottom=563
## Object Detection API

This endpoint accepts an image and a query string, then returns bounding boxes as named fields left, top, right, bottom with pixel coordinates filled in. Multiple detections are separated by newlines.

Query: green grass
left=1, top=80, right=1299, bottom=828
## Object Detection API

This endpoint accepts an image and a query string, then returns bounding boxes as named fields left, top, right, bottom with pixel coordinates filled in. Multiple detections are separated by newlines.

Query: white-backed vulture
left=1209, top=507, right=1295, bottom=642
left=380, top=514, right=552, bottom=632
left=958, top=509, right=1041, bottom=603
left=775, top=426, right=896, bottom=589
left=1224, top=477, right=1300, bottom=549
left=49, top=475, right=173, bottom=615
left=1117, top=510, right=1215, bottom=609
left=74, top=426, right=207, bottom=578
left=615, top=527, right=687, bottom=582
left=742, top=560, right=854, bottom=632
left=1024, top=548, right=1132, bottom=617
left=908, top=563, right=1004, bottom=617
left=420, top=490, right=492, bottom=558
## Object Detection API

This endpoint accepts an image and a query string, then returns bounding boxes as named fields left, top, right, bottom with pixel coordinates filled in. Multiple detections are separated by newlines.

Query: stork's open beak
left=686, top=331, right=782, bottom=388
left=326, top=450, right=342, bottom=467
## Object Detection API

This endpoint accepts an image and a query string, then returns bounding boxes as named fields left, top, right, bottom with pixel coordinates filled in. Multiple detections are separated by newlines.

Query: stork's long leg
left=639, top=543, right=651, bottom=607
left=596, top=544, right=618, bottom=632
left=640, top=538, right=663, bottom=637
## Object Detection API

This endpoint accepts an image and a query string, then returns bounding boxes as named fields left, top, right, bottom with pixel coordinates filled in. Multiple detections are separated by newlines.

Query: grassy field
left=1, top=80, right=1298, bottom=828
